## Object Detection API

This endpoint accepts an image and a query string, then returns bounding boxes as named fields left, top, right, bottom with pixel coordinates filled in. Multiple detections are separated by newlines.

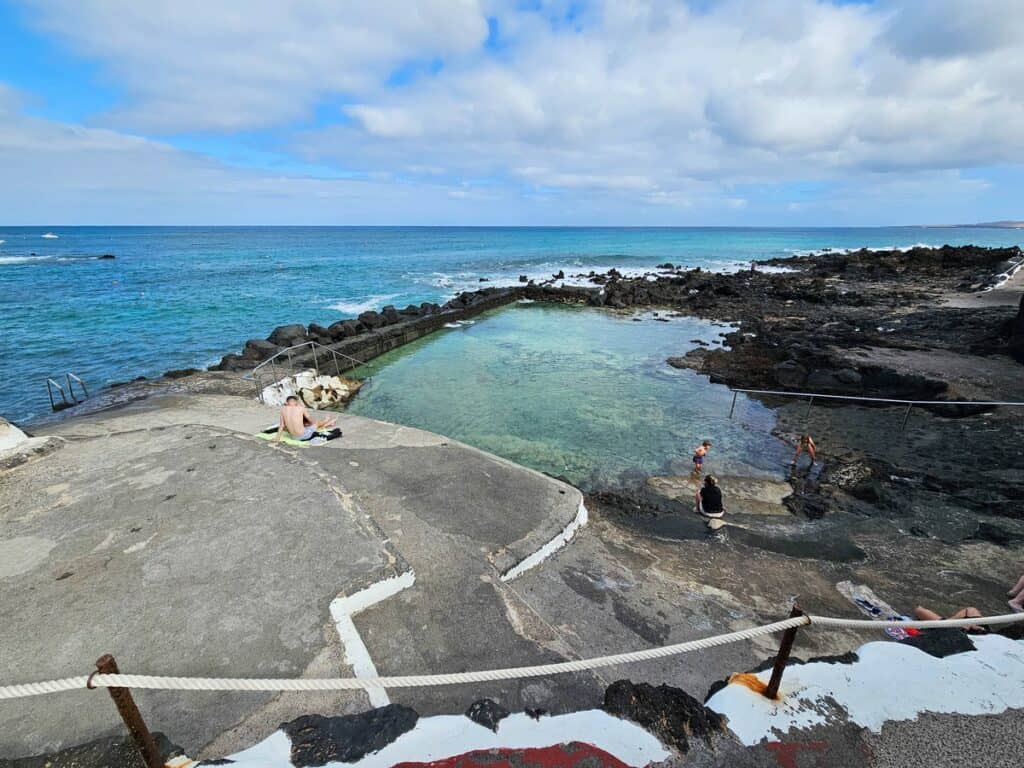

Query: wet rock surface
left=603, top=679, right=728, bottom=754
left=281, top=705, right=419, bottom=767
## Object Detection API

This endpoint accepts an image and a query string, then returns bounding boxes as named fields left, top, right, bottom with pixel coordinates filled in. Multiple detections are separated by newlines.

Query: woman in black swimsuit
left=695, top=475, right=725, bottom=519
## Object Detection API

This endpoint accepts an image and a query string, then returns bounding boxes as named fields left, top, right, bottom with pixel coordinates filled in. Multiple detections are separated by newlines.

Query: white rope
left=806, top=612, right=1024, bottom=630
left=2, top=612, right=1021, bottom=700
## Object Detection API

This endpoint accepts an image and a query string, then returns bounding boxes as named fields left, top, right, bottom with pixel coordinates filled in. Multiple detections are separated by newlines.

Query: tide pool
left=347, top=303, right=790, bottom=489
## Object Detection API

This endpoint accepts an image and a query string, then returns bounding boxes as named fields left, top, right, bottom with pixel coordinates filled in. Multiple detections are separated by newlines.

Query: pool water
left=348, top=303, right=790, bottom=490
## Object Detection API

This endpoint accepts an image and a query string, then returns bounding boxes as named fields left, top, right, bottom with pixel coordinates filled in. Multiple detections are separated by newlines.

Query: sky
left=1, top=0, right=1023, bottom=226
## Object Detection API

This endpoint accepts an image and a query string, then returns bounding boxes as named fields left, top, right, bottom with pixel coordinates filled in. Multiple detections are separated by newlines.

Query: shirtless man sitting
left=277, top=395, right=336, bottom=442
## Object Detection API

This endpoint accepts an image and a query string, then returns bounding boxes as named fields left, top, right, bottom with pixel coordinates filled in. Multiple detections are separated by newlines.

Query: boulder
left=381, top=305, right=401, bottom=325
left=773, top=359, right=807, bottom=388
left=553, top=269, right=565, bottom=279
left=518, top=275, right=529, bottom=283
left=282, top=706, right=418, bottom=767
left=97, top=254, right=116, bottom=260
left=307, top=323, right=330, bottom=338
left=242, top=339, right=279, bottom=360
left=603, top=680, right=726, bottom=754
left=268, top=323, right=306, bottom=346
left=358, top=311, right=384, bottom=329
left=400, top=304, right=421, bottom=316
left=420, top=302, right=440, bottom=314
left=0, top=416, right=28, bottom=452
left=328, top=320, right=360, bottom=339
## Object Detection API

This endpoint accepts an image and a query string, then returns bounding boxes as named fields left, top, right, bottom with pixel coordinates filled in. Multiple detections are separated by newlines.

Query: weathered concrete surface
left=310, top=433, right=602, bottom=716
left=0, top=402, right=404, bottom=759
left=2, top=395, right=590, bottom=761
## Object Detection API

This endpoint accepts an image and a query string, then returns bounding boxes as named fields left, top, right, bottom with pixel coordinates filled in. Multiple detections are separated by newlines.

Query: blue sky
left=1, top=0, right=1022, bottom=225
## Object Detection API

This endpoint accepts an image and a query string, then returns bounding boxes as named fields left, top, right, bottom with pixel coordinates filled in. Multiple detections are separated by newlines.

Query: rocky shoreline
left=206, top=243, right=1024, bottom=541
left=214, top=244, right=1024, bottom=401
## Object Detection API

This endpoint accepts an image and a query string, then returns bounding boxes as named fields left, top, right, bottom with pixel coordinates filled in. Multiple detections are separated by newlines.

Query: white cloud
left=20, top=0, right=489, bottom=131
left=6, top=0, right=1024, bottom=222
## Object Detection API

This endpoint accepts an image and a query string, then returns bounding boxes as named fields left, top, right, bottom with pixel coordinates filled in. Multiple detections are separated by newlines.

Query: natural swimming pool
left=348, top=303, right=790, bottom=489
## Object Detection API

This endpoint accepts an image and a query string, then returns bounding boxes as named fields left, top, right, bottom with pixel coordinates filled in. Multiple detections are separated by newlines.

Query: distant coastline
left=928, top=220, right=1024, bottom=229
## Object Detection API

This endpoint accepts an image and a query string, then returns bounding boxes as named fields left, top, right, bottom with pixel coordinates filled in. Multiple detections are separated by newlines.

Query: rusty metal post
left=90, top=655, right=163, bottom=768
left=764, top=605, right=804, bottom=699
left=803, top=396, right=814, bottom=425
left=729, top=391, right=738, bottom=419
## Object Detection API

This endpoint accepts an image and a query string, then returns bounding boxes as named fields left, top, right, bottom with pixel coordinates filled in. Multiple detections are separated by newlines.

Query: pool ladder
left=46, top=373, right=89, bottom=412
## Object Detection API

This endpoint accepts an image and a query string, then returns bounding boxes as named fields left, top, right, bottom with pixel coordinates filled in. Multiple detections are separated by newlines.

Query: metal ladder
left=45, top=373, right=89, bottom=412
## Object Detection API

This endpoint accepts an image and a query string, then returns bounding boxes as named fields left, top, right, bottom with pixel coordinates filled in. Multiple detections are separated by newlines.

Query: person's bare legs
left=949, top=606, right=986, bottom=632
left=913, top=606, right=942, bottom=621
left=1008, top=574, right=1024, bottom=597
left=1009, top=577, right=1024, bottom=612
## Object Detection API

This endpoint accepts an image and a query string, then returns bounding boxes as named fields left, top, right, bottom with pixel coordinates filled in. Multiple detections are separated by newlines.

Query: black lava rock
left=603, top=679, right=726, bottom=754
left=282, top=705, right=418, bottom=767
left=1010, top=295, right=1024, bottom=363
left=899, top=628, right=976, bottom=658
left=357, top=310, right=384, bottom=329
left=267, top=323, right=306, bottom=346
left=973, top=521, right=1022, bottom=546
left=465, top=698, right=510, bottom=732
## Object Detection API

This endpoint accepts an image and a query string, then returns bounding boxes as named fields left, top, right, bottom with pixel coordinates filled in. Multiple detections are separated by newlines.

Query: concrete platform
left=0, top=395, right=586, bottom=759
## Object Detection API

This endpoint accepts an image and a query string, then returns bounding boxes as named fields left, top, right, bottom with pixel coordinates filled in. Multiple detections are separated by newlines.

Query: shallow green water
left=348, top=303, right=789, bottom=489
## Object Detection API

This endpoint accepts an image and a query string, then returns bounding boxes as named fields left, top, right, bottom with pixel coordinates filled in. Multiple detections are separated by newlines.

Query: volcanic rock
left=268, top=324, right=306, bottom=346
left=282, top=705, right=418, bottom=767
left=603, top=679, right=726, bottom=754
left=465, top=698, right=510, bottom=732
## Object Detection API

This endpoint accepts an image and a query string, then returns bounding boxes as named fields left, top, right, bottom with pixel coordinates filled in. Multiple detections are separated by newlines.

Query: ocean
left=2, top=226, right=1022, bottom=424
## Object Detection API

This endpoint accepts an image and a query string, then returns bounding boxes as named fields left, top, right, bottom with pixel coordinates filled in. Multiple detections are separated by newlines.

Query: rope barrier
left=2, top=612, right=1022, bottom=701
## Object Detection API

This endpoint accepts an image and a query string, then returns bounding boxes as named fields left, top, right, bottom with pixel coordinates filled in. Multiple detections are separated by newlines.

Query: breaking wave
left=327, top=293, right=399, bottom=316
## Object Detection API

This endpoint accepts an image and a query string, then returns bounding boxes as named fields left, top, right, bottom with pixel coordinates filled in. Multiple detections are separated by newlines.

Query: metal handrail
left=728, top=388, right=1024, bottom=408
left=67, top=372, right=89, bottom=401
left=251, top=341, right=372, bottom=403
left=727, top=387, right=1024, bottom=432
left=46, top=378, right=70, bottom=411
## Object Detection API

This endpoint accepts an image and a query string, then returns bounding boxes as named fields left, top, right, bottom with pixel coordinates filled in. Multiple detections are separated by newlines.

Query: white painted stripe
left=500, top=501, right=588, bottom=582
left=707, top=635, right=1024, bottom=745
left=329, top=571, right=416, bottom=708
left=225, top=711, right=670, bottom=767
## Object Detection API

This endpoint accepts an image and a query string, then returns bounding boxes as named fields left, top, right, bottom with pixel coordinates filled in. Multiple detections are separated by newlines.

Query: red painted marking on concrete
left=392, top=742, right=630, bottom=768
left=763, top=740, right=828, bottom=768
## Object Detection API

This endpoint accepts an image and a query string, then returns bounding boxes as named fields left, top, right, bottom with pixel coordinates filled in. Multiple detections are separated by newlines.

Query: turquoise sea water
left=2, top=226, right=1021, bottom=423
left=348, top=302, right=789, bottom=489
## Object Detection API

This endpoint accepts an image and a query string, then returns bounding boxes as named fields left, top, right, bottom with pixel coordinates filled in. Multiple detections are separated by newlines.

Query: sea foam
left=328, top=293, right=399, bottom=316
left=0, top=255, right=51, bottom=265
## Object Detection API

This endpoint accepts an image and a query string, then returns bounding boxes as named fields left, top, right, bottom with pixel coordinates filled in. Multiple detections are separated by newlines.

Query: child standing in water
left=792, top=433, right=817, bottom=467
left=692, top=440, right=712, bottom=474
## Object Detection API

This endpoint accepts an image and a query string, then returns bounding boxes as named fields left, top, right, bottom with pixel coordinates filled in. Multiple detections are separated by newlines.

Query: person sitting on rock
left=692, top=440, right=712, bottom=474
left=913, top=605, right=988, bottom=634
left=695, top=475, right=726, bottom=519
left=277, top=395, right=336, bottom=442
left=792, top=433, right=817, bottom=467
